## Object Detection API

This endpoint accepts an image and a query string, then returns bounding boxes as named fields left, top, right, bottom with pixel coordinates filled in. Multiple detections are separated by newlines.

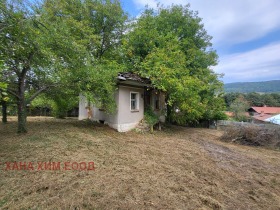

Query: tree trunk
left=1, top=100, right=7, bottom=123
left=17, top=99, right=27, bottom=133
left=17, top=73, right=27, bottom=133
left=150, top=125, right=153, bottom=133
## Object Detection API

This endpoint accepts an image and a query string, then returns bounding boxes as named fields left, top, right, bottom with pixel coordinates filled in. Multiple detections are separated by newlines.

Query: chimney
left=260, top=111, right=264, bottom=117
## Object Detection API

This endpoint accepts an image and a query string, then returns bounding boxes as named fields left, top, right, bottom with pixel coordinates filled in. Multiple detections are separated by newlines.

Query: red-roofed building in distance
left=248, top=106, right=280, bottom=124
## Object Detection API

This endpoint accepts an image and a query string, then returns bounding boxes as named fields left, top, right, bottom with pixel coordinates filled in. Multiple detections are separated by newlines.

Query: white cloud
left=188, top=0, right=280, bottom=46
left=215, top=42, right=280, bottom=83
left=132, top=0, right=280, bottom=46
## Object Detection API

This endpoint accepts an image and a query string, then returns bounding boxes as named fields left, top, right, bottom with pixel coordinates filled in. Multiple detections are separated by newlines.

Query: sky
left=120, top=0, right=280, bottom=83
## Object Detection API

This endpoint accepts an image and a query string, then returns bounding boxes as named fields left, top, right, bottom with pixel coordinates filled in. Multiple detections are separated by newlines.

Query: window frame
left=130, top=92, right=140, bottom=111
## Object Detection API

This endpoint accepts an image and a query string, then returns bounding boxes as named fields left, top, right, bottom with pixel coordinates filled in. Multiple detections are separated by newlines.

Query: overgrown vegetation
left=0, top=0, right=126, bottom=132
left=229, top=95, right=250, bottom=122
left=144, top=107, right=159, bottom=133
left=224, top=92, right=280, bottom=109
left=125, top=5, right=225, bottom=125
left=221, top=125, right=280, bottom=148
left=1, top=0, right=226, bottom=132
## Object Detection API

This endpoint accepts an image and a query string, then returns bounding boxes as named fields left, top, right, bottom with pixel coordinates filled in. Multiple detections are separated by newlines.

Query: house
left=248, top=106, right=280, bottom=124
left=248, top=106, right=280, bottom=116
left=79, top=72, right=166, bottom=132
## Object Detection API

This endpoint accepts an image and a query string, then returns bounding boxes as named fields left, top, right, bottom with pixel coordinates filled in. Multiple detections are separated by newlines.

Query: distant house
left=79, top=72, right=166, bottom=132
left=248, top=106, right=280, bottom=124
left=248, top=106, right=280, bottom=116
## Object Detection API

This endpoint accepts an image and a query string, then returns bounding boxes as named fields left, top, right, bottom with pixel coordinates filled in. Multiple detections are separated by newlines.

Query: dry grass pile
left=221, top=124, right=280, bottom=148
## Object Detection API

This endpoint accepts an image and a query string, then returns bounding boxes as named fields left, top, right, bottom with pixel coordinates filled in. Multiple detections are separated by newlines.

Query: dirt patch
left=0, top=118, right=280, bottom=209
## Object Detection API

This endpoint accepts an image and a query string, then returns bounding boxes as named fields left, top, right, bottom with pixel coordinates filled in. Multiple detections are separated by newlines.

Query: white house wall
left=116, top=86, right=144, bottom=132
left=102, top=91, right=119, bottom=126
left=79, top=86, right=164, bottom=132
left=78, top=94, right=90, bottom=120
left=78, top=94, right=106, bottom=122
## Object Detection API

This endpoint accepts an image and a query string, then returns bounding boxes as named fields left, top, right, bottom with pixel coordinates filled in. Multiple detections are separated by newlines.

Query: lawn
left=0, top=117, right=280, bottom=209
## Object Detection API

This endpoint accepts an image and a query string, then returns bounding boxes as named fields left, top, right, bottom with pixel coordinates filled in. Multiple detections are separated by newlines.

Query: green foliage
left=0, top=0, right=127, bottom=132
left=31, top=92, right=78, bottom=118
left=224, top=80, right=280, bottom=93
left=41, top=0, right=127, bottom=114
left=124, top=4, right=223, bottom=124
left=230, top=96, right=250, bottom=122
left=224, top=92, right=280, bottom=109
left=0, top=82, right=8, bottom=101
left=144, top=107, right=159, bottom=133
left=213, top=111, right=228, bottom=120
left=144, top=107, right=159, bottom=126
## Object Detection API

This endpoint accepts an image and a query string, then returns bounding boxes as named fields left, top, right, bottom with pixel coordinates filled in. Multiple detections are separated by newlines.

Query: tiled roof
left=252, top=114, right=272, bottom=122
left=117, top=72, right=150, bottom=84
left=250, top=106, right=280, bottom=114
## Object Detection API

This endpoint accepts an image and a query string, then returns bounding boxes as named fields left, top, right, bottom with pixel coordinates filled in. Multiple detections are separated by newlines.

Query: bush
left=144, top=107, right=159, bottom=133
left=221, top=124, right=280, bottom=148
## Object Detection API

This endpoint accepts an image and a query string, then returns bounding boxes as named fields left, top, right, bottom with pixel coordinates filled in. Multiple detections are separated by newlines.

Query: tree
left=0, top=0, right=54, bottom=132
left=144, top=107, right=159, bottom=133
left=245, top=92, right=263, bottom=107
left=230, top=96, right=250, bottom=121
left=224, top=92, right=241, bottom=109
left=270, top=93, right=280, bottom=106
left=124, top=5, right=224, bottom=124
left=0, top=0, right=127, bottom=133
left=0, top=81, right=9, bottom=123
left=41, top=0, right=127, bottom=114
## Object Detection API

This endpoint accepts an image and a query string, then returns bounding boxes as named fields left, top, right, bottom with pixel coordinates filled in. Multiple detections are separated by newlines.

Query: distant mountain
left=224, top=80, right=280, bottom=93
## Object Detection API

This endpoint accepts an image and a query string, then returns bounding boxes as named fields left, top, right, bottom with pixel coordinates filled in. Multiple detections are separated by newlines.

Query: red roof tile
left=250, top=107, right=280, bottom=114
left=253, top=114, right=272, bottom=122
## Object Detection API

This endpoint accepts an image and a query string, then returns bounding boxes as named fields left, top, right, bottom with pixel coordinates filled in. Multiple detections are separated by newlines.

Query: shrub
left=144, top=107, right=159, bottom=133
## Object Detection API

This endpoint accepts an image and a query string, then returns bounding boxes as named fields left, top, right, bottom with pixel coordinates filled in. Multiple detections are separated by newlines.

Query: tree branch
left=27, top=86, right=49, bottom=103
left=6, top=88, right=20, bottom=99
left=20, top=51, right=35, bottom=78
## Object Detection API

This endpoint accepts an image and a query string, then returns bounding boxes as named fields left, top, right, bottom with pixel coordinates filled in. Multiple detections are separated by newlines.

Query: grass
left=0, top=117, right=280, bottom=209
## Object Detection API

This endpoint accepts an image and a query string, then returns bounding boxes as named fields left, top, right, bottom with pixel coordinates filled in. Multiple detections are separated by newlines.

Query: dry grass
left=221, top=124, right=280, bottom=148
left=0, top=117, right=280, bottom=210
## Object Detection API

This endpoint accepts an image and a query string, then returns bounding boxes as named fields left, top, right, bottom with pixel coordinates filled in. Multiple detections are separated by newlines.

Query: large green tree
left=0, top=0, right=56, bottom=132
left=40, top=0, right=127, bottom=114
left=124, top=5, right=224, bottom=124
left=0, top=0, right=127, bottom=133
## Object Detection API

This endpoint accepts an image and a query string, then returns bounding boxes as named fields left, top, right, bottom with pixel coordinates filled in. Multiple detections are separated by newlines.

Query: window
left=130, top=92, right=139, bottom=111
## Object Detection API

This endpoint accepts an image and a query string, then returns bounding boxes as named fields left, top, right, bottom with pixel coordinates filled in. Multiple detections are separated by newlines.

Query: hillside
left=1, top=117, right=280, bottom=209
left=224, top=80, right=280, bottom=93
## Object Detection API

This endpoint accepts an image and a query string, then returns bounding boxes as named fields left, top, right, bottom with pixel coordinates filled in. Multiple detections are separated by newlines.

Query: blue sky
left=120, top=0, right=280, bottom=83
